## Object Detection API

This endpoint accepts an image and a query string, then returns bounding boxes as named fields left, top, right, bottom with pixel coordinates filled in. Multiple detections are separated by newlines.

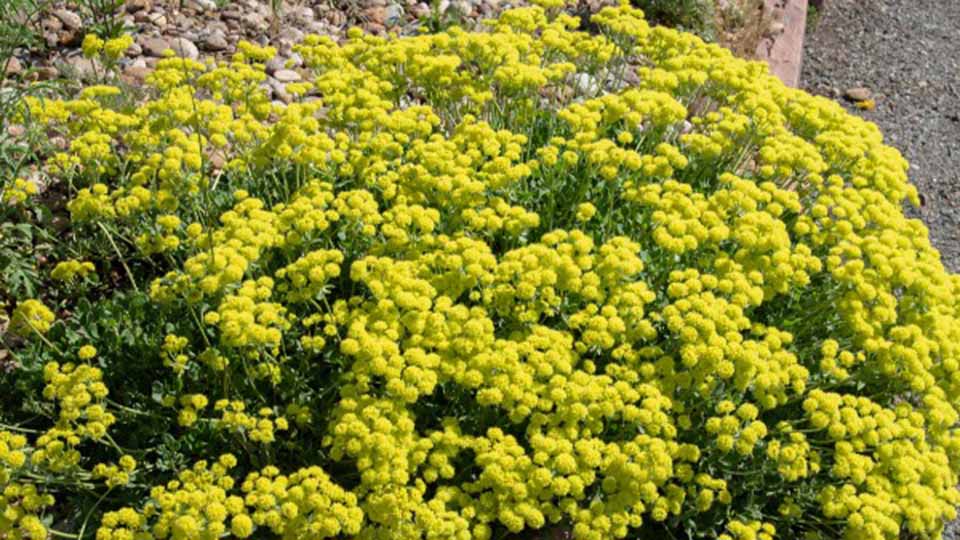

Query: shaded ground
left=801, top=0, right=960, bottom=272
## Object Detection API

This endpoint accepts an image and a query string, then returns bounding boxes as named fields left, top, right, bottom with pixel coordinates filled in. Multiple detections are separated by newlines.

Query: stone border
left=756, top=0, right=809, bottom=87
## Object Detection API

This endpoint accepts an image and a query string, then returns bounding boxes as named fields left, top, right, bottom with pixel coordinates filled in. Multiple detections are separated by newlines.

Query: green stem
left=0, top=422, right=41, bottom=434
left=97, top=221, right=139, bottom=293
left=47, top=528, right=80, bottom=539
left=105, top=398, right=165, bottom=420
left=78, top=487, right=113, bottom=540
left=29, top=322, right=67, bottom=357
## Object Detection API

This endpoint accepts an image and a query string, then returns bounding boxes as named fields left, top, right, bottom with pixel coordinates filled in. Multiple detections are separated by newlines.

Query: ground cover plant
left=2, top=1, right=960, bottom=539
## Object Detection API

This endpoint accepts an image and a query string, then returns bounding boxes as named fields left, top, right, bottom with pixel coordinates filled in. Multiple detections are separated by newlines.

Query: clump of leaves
left=419, top=0, right=472, bottom=33
left=632, top=0, right=716, bottom=40
left=0, top=0, right=51, bottom=70
left=75, top=0, right=129, bottom=39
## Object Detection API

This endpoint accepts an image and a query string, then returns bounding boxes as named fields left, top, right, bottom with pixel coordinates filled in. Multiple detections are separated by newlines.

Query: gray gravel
left=801, top=0, right=960, bottom=273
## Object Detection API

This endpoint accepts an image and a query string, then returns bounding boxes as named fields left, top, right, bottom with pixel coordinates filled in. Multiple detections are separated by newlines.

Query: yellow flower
left=9, top=299, right=55, bottom=337
left=575, top=202, right=597, bottom=222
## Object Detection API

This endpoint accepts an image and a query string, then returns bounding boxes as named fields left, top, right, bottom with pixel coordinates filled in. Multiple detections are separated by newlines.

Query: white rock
left=265, top=56, right=286, bottom=74
left=191, top=0, right=217, bottom=11
left=573, top=73, right=599, bottom=95
left=169, top=37, right=199, bottom=60
left=53, top=9, right=82, bottom=30
left=385, top=4, right=405, bottom=24
left=141, top=36, right=170, bottom=57
left=5, top=57, right=23, bottom=76
left=273, top=69, right=301, bottom=83
left=201, top=32, right=229, bottom=51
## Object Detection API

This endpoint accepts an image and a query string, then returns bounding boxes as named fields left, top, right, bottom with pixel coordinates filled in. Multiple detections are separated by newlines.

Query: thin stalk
left=77, top=487, right=113, bottom=540
left=97, top=221, right=139, bottom=292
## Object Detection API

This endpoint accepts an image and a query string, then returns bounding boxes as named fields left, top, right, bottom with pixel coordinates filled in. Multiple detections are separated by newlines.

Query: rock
left=242, top=12, right=267, bottom=29
left=63, top=57, right=98, bottom=79
left=7, top=125, right=25, bottom=138
left=269, top=79, right=293, bottom=104
left=53, top=9, right=82, bottom=31
left=208, top=150, right=226, bottom=169
left=189, top=0, right=217, bottom=10
left=385, top=4, right=405, bottom=25
left=279, top=27, right=304, bottom=41
left=35, top=66, right=59, bottom=80
left=58, top=28, right=83, bottom=47
left=288, top=6, right=315, bottom=23
left=573, top=73, right=599, bottom=95
left=844, top=87, right=872, bottom=101
left=141, top=36, right=170, bottom=57
left=5, top=57, right=22, bottom=76
left=451, top=0, right=472, bottom=15
left=768, top=21, right=785, bottom=35
left=326, top=10, right=347, bottom=26
left=169, top=37, right=199, bottom=60
left=125, top=42, right=142, bottom=57
left=273, top=69, right=301, bottom=82
left=364, top=22, right=386, bottom=34
left=304, top=20, right=328, bottom=34
left=363, top=6, right=388, bottom=25
left=42, top=16, right=62, bottom=32
left=49, top=136, right=68, bottom=150
left=201, top=32, right=229, bottom=51
left=121, top=65, right=153, bottom=85
left=411, top=2, right=431, bottom=18
left=138, top=11, right=167, bottom=26
left=265, top=56, right=285, bottom=74
left=126, top=0, right=151, bottom=12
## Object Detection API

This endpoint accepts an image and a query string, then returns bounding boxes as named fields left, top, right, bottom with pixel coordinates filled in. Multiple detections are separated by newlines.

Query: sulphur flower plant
left=0, top=1, right=958, bottom=539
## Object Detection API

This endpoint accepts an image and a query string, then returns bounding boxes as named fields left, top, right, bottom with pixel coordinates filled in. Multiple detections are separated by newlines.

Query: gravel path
left=801, top=0, right=960, bottom=273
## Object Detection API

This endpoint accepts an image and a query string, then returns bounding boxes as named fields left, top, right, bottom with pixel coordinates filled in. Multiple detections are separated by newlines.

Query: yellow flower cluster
left=93, top=455, right=137, bottom=488
left=205, top=277, right=291, bottom=352
left=33, top=362, right=116, bottom=472
left=18, top=1, right=960, bottom=539
left=0, top=482, right=52, bottom=540
left=7, top=299, right=55, bottom=337
left=1, top=177, right=38, bottom=205
left=214, top=400, right=288, bottom=443
left=275, top=249, right=343, bottom=303
left=0, top=431, right=54, bottom=540
left=81, top=33, right=134, bottom=61
left=51, top=259, right=97, bottom=282
left=96, top=454, right=362, bottom=540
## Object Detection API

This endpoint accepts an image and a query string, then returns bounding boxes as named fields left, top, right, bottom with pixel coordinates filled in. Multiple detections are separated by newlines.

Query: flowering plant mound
left=2, top=2, right=960, bottom=540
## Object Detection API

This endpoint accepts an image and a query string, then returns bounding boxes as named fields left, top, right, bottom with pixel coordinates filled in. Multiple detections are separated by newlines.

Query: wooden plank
left=755, top=0, right=808, bottom=87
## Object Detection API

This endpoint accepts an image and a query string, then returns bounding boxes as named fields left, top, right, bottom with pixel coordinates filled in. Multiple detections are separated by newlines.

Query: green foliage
left=0, top=0, right=49, bottom=68
left=418, top=0, right=472, bottom=33
left=74, top=0, right=128, bottom=39
left=806, top=3, right=821, bottom=31
left=1, top=5, right=959, bottom=540
left=631, top=0, right=716, bottom=40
